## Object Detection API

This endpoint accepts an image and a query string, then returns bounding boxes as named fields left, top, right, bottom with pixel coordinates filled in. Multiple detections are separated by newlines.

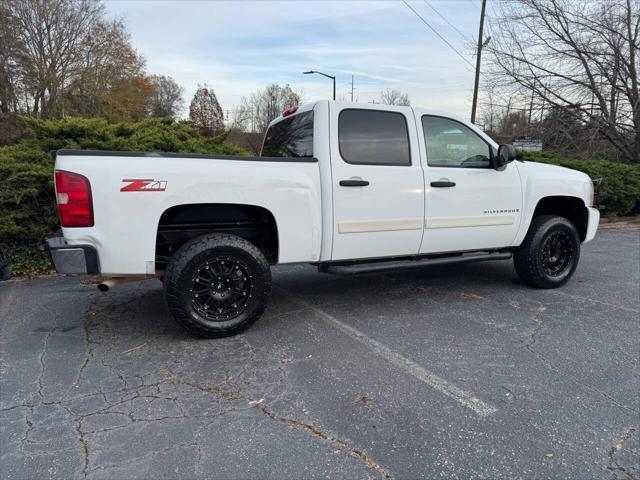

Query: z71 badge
left=120, top=179, right=167, bottom=192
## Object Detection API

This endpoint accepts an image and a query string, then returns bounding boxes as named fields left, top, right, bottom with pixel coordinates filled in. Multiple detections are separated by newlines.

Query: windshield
left=261, top=110, right=314, bottom=157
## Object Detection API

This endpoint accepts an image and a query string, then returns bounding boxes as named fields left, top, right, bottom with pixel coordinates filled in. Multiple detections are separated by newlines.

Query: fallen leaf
left=455, top=292, right=484, bottom=300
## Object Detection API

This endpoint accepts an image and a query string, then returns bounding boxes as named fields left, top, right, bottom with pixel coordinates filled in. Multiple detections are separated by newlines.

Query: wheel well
left=532, top=196, right=588, bottom=241
left=155, top=204, right=278, bottom=269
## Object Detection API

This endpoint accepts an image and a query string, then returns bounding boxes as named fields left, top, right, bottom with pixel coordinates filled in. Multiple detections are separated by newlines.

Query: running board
left=320, top=251, right=513, bottom=275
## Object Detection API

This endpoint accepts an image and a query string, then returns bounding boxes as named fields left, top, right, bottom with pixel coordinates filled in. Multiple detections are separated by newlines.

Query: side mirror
left=495, top=144, right=516, bottom=170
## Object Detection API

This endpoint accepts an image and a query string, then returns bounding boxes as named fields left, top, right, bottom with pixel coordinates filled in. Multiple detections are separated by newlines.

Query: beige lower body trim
left=426, top=215, right=515, bottom=229
left=338, top=218, right=423, bottom=234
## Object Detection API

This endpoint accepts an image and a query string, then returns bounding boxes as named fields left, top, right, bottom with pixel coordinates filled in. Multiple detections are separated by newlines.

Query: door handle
left=340, top=179, right=370, bottom=187
left=430, top=180, right=456, bottom=188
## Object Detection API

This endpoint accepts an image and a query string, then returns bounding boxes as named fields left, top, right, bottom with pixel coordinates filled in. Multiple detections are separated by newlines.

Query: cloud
left=107, top=0, right=480, bottom=117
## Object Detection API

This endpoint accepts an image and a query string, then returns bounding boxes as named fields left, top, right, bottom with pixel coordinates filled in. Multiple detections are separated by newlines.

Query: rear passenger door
left=329, top=105, right=424, bottom=261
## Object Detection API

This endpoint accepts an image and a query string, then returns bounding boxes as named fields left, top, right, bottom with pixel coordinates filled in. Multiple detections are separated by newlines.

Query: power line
left=487, top=0, right=500, bottom=22
left=402, top=0, right=475, bottom=69
left=423, top=0, right=472, bottom=42
left=466, top=0, right=482, bottom=11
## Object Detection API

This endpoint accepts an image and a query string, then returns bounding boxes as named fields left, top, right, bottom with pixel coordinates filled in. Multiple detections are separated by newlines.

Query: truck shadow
left=85, top=259, right=522, bottom=342
left=273, top=259, right=520, bottom=302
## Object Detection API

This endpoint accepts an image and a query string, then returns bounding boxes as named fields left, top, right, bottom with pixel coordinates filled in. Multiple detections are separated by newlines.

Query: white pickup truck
left=47, top=101, right=600, bottom=337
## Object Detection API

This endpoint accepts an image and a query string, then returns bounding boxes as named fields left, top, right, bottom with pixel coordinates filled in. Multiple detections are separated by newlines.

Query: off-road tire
left=164, top=233, right=271, bottom=338
left=514, top=215, right=580, bottom=289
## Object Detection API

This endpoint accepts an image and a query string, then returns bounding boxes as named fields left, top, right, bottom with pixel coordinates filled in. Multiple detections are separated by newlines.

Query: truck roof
left=268, top=100, right=472, bottom=128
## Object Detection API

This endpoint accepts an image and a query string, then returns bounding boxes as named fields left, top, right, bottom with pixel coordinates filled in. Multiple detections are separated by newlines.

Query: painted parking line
left=275, top=286, right=498, bottom=417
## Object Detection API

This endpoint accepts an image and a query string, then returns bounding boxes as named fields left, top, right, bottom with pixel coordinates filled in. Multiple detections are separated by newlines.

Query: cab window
left=422, top=115, right=491, bottom=168
left=339, top=109, right=411, bottom=166
left=261, top=111, right=314, bottom=157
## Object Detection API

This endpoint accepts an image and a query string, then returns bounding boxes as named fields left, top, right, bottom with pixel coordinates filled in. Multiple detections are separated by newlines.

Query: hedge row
left=516, top=151, right=640, bottom=216
left=0, top=116, right=246, bottom=275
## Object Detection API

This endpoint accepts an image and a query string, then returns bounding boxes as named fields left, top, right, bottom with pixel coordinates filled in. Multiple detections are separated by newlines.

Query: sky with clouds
left=105, top=0, right=489, bottom=119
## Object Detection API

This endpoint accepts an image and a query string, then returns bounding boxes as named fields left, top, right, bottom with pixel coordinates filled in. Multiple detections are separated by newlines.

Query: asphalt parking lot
left=1, top=228, right=639, bottom=480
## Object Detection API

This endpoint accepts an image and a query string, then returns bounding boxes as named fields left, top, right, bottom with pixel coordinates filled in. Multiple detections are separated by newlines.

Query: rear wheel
left=514, top=215, right=580, bottom=289
left=164, top=234, right=271, bottom=338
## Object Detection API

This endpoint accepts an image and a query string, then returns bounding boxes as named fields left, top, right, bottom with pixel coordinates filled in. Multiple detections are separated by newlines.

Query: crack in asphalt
left=4, top=239, right=638, bottom=480
left=20, top=288, right=381, bottom=479
left=69, top=296, right=98, bottom=398
left=546, top=290, right=639, bottom=314
left=59, top=373, right=237, bottom=477
left=69, top=282, right=149, bottom=400
left=166, top=369, right=392, bottom=478
left=19, top=406, right=34, bottom=452
left=161, top=367, right=392, bottom=479
left=444, top=290, right=639, bottom=416
left=526, top=305, right=547, bottom=348
left=607, top=427, right=638, bottom=480
left=35, top=311, right=60, bottom=402
left=17, top=311, right=62, bottom=453
left=74, top=416, right=90, bottom=480
left=255, top=403, right=392, bottom=480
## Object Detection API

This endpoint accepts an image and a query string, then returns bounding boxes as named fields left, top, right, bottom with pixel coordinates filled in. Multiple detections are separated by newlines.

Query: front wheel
left=164, top=233, right=272, bottom=338
left=514, top=215, right=581, bottom=289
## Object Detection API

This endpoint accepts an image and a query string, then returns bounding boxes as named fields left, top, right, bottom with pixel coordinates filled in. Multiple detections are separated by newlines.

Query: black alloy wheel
left=164, top=233, right=272, bottom=338
left=191, top=256, right=253, bottom=321
left=514, top=215, right=581, bottom=289
left=540, top=231, right=575, bottom=277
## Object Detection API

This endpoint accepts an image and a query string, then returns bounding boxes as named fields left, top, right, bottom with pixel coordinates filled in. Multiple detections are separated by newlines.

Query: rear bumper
left=583, top=207, right=600, bottom=244
left=45, top=237, right=100, bottom=275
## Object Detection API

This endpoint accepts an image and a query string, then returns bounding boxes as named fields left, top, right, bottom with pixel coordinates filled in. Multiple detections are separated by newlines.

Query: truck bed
left=55, top=149, right=323, bottom=275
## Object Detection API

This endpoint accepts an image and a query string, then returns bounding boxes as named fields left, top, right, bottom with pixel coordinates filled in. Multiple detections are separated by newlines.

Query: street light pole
left=303, top=70, right=336, bottom=100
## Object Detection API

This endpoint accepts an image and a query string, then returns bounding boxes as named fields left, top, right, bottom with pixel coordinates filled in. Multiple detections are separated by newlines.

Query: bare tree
left=0, top=3, right=24, bottom=114
left=5, top=0, right=104, bottom=117
left=64, top=18, right=146, bottom=118
left=227, top=84, right=301, bottom=154
left=485, top=0, right=639, bottom=161
left=189, top=84, right=224, bottom=136
left=2, top=1, right=155, bottom=121
left=380, top=88, right=411, bottom=106
left=227, top=106, right=252, bottom=130
left=237, top=84, right=301, bottom=134
left=147, top=74, right=184, bottom=118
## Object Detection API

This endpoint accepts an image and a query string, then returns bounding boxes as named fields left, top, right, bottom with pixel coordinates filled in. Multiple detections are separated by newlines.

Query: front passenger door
left=418, top=114, right=522, bottom=254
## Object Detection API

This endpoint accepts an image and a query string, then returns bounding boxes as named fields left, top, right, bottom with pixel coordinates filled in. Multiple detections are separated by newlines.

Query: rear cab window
left=261, top=110, right=314, bottom=157
left=338, top=109, right=411, bottom=166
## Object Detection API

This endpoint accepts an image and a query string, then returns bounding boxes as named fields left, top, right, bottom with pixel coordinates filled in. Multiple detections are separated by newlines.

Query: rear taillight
left=55, top=170, right=94, bottom=227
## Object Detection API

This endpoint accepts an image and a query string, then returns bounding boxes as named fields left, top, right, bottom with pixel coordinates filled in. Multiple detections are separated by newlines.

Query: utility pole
left=470, top=0, right=487, bottom=124
left=350, top=75, right=355, bottom=102
left=528, top=79, right=535, bottom=126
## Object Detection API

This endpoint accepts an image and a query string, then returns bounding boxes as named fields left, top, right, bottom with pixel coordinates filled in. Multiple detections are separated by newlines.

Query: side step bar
left=319, top=251, right=512, bottom=275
